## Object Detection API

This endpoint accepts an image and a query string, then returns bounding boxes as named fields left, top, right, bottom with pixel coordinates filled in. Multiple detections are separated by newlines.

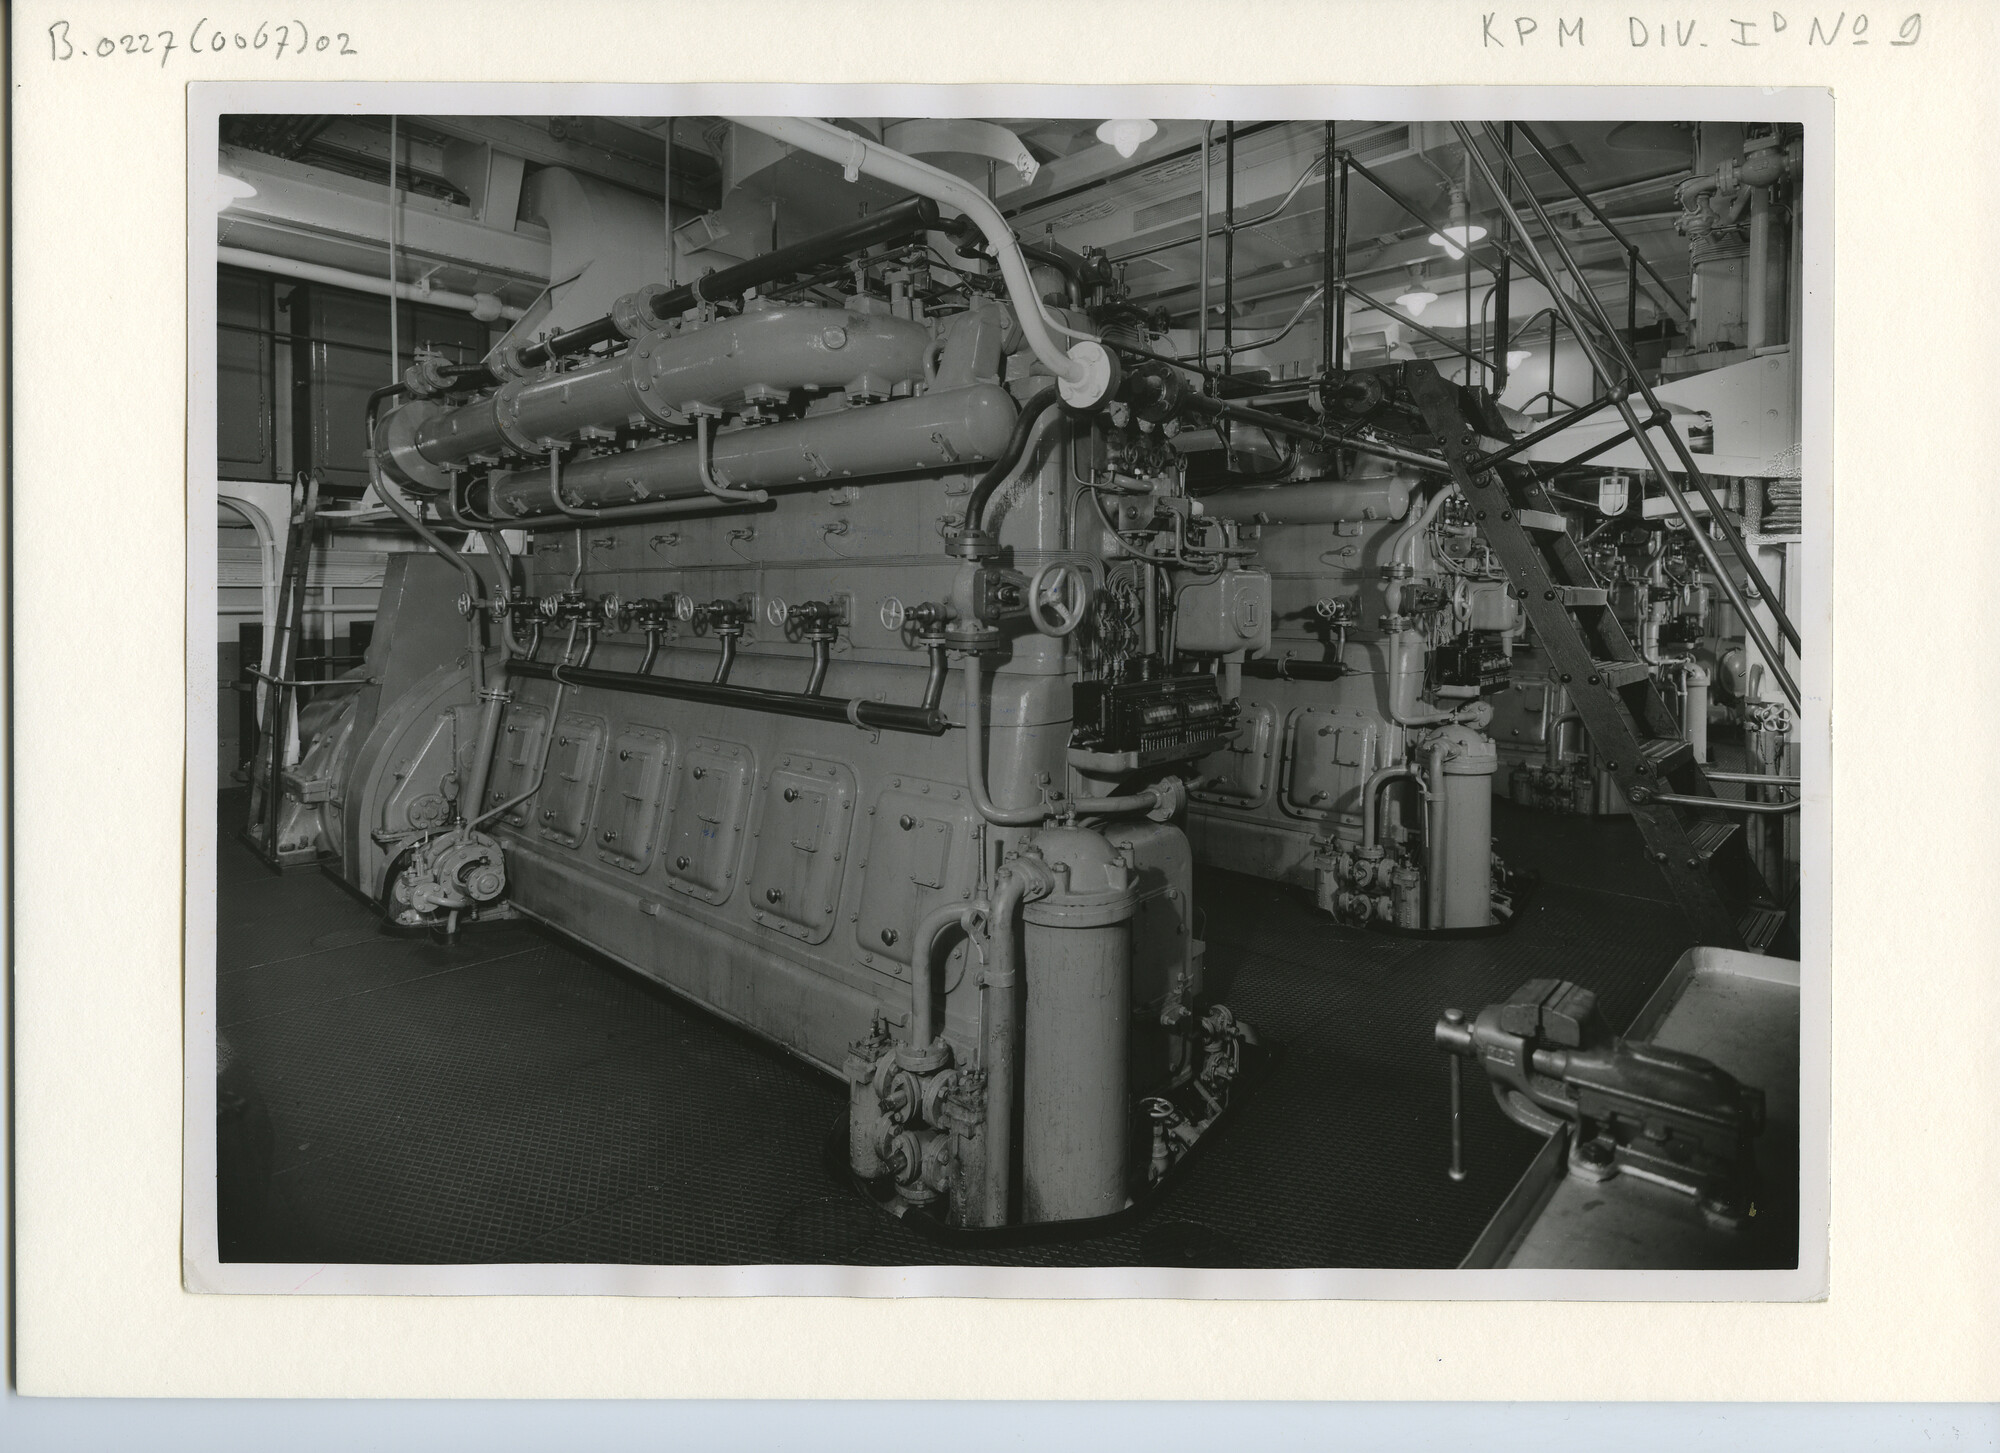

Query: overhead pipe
left=1111, top=147, right=1327, bottom=266
left=1511, top=124, right=1690, bottom=322
left=1494, top=122, right=1513, bottom=388
left=726, top=116, right=1118, bottom=409
left=1323, top=123, right=1341, bottom=375
left=221, top=246, right=523, bottom=321
left=1182, top=285, right=1324, bottom=364
left=1199, top=123, right=1212, bottom=386
left=1223, top=122, right=1236, bottom=379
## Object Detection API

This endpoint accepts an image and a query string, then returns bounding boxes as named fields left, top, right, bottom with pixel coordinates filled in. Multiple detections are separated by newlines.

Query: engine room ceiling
left=219, top=112, right=1706, bottom=337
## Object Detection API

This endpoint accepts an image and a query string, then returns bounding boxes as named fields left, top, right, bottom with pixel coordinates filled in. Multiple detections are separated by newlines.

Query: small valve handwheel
left=1025, top=560, right=1092, bottom=638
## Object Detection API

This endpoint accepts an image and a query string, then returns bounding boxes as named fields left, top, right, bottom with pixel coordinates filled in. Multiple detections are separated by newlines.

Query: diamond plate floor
left=216, top=791, right=1698, bottom=1267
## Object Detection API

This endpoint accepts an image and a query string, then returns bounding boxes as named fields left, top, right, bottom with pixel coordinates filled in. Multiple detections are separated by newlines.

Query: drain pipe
left=1424, top=738, right=1449, bottom=930
left=694, top=410, right=769, bottom=504
left=976, top=854, right=1054, bottom=1227
left=372, top=459, right=514, bottom=816
left=909, top=900, right=987, bottom=1049
left=727, top=117, right=1118, bottom=410
left=804, top=638, right=831, bottom=696
left=471, top=621, right=581, bottom=831
left=1364, top=763, right=1423, bottom=851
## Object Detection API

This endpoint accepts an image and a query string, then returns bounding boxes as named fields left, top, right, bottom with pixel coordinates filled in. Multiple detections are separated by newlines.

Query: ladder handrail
left=256, top=470, right=321, bottom=862
left=1512, top=123, right=1690, bottom=323
left=1453, top=122, right=1801, bottom=715
left=1472, top=122, right=1799, bottom=657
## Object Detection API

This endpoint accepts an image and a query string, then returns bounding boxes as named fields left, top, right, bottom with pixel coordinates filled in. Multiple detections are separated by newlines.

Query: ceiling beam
left=413, top=116, right=718, bottom=210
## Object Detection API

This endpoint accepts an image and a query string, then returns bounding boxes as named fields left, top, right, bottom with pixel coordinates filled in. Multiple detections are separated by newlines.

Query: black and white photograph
left=193, top=91, right=1826, bottom=1290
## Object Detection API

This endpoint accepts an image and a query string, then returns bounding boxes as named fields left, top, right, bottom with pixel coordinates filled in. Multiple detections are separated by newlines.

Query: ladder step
left=1684, top=819, right=1741, bottom=860
left=1593, top=658, right=1652, bottom=689
left=1737, top=904, right=1787, bottom=956
left=1517, top=508, right=1567, bottom=533
left=1638, top=736, right=1693, bottom=777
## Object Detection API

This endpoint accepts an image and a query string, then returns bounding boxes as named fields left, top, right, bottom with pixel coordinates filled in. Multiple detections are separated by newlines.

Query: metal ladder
left=247, top=470, right=321, bottom=865
left=1404, top=365, right=1780, bottom=952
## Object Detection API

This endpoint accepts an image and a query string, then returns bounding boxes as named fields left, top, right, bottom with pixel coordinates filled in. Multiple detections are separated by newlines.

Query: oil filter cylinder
left=1020, top=827, right=1141, bottom=1223
left=1436, top=725, right=1499, bottom=927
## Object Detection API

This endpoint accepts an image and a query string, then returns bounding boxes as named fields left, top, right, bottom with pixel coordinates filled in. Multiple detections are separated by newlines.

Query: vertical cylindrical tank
left=1435, top=726, right=1498, bottom=928
left=1019, top=827, right=1139, bottom=1223
left=1684, top=662, right=1711, bottom=764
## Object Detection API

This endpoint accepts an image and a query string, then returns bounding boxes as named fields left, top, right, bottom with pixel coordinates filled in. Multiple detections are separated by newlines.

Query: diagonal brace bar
left=1471, top=390, right=1623, bottom=470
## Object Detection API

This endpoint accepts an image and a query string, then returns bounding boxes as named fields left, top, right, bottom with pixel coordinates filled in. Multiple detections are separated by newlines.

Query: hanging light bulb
left=1095, top=118, right=1158, bottom=159
left=216, top=167, right=258, bottom=206
left=1428, top=182, right=1489, bottom=260
left=1395, top=268, right=1439, bottom=318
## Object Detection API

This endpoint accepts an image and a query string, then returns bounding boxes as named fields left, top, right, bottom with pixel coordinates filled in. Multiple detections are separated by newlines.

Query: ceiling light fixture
left=1427, top=182, right=1488, bottom=261
left=217, top=168, right=258, bottom=205
left=1095, top=118, right=1158, bottom=159
left=1395, top=269, right=1439, bottom=318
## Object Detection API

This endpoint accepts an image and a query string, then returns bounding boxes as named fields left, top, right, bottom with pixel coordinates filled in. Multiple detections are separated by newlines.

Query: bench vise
left=1435, top=978, right=1766, bottom=1228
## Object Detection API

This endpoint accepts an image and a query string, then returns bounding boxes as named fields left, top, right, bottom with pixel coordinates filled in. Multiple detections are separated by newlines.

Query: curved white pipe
left=725, top=117, right=1105, bottom=401
left=219, top=246, right=524, bottom=321
left=962, top=654, right=1047, bottom=827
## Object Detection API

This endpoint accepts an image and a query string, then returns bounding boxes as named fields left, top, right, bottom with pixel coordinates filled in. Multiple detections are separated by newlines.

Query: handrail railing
left=1514, top=123, right=1689, bottom=322
left=1454, top=121, right=1800, bottom=714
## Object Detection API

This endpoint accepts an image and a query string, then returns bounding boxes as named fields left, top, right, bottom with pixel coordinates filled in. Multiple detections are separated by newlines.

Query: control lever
left=1435, top=978, right=1766, bottom=1229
